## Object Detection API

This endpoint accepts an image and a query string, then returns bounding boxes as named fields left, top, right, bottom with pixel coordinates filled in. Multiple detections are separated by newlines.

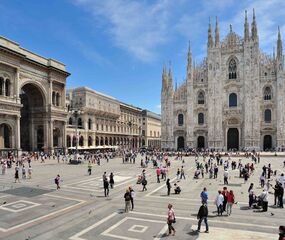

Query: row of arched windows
left=0, top=78, right=11, bottom=97
left=52, top=91, right=61, bottom=106
left=177, top=113, right=205, bottom=125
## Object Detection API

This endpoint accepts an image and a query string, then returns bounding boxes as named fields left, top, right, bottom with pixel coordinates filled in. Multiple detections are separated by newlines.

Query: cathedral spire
left=162, top=64, right=168, bottom=91
left=168, top=62, right=173, bottom=90
left=208, top=17, right=213, bottom=48
left=187, top=41, right=192, bottom=76
left=244, top=10, right=250, bottom=42
left=215, top=16, right=220, bottom=47
left=277, top=26, right=283, bottom=61
left=251, top=8, right=258, bottom=41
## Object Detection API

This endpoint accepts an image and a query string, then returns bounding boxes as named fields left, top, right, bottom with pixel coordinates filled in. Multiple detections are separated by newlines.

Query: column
left=62, top=121, right=66, bottom=149
left=15, top=68, right=20, bottom=102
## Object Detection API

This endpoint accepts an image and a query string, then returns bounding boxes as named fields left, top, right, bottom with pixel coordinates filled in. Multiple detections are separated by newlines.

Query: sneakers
left=205, top=230, right=209, bottom=233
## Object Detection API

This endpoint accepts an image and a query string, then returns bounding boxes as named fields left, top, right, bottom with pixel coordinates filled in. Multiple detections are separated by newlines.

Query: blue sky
left=0, top=0, right=284, bottom=113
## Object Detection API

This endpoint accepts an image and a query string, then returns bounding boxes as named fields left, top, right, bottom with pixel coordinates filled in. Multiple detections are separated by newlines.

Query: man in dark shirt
left=197, top=202, right=209, bottom=233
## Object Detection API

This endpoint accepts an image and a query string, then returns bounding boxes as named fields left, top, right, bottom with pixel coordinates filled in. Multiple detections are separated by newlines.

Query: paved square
left=1, top=187, right=54, bottom=198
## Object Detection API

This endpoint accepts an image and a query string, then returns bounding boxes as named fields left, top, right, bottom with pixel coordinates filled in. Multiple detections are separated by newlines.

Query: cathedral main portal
left=227, top=128, right=239, bottom=150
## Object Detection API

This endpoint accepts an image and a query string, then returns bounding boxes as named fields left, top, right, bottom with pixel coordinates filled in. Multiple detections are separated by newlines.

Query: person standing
left=167, top=204, right=176, bottom=236
left=28, top=165, right=32, bottom=179
left=259, top=189, right=268, bottom=212
left=124, top=189, right=131, bottom=213
left=222, top=187, right=228, bottom=212
left=166, top=178, right=171, bottom=196
left=176, top=168, right=180, bottom=180
left=227, top=190, right=235, bottom=216
left=278, top=182, right=284, bottom=208
left=103, top=178, right=109, bottom=197
left=215, top=190, right=224, bottom=216
left=214, top=165, right=218, bottom=179
left=22, top=165, right=26, bottom=179
left=197, top=202, right=209, bottom=233
left=109, top=172, right=114, bottom=189
left=224, top=169, right=229, bottom=185
left=129, top=187, right=135, bottom=210
left=55, top=174, right=60, bottom=190
left=14, top=165, right=20, bottom=183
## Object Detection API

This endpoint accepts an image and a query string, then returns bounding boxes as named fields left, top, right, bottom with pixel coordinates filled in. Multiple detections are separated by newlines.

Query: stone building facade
left=161, top=11, right=285, bottom=151
left=141, top=110, right=161, bottom=148
left=66, top=87, right=143, bottom=149
left=0, top=36, right=69, bottom=155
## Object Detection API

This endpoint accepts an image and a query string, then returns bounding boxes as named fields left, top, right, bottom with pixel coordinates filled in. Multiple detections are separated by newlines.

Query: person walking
left=124, top=189, right=131, bottom=213
left=142, top=177, right=147, bottom=191
left=14, top=165, right=20, bottom=183
left=197, top=202, right=209, bottom=233
left=215, top=190, right=224, bottom=216
left=87, top=161, right=92, bottom=175
left=166, top=178, right=171, bottom=196
left=103, top=178, right=109, bottom=197
left=156, top=167, right=161, bottom=183
left=167, top=204, right=176, bottom=236
left=200, top=187, right=208, bottom=204
left=109, top=172, right=114, bottom=189
left=180, top=166, right=185, bottom=180
left=55, top=174, right=60, bottom=190
left=227, top=190, right=235, bottom=216
left=214, top=165, right=218, bottom=179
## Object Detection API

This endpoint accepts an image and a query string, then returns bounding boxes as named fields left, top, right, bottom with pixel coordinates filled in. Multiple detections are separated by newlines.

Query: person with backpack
left=124, top=189, right=131, bottom=213
left=197, top=202, right=209, bottom=233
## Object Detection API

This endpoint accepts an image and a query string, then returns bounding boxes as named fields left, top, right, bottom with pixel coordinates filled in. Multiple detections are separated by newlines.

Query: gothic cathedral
left=161, top=10, right=285, bottom=151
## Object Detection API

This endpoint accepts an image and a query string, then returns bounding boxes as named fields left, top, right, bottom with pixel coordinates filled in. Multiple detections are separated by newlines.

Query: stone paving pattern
left=0, top=154, right=284, bottom=239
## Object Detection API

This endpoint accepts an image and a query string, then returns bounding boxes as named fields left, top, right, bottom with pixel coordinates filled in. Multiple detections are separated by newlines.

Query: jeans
left=157, top=175, right=160, bottom=183
left=217, top=204, right=223, bottom=215
left=224, top=177, right=228, bottom=185
left=197, top=217, right=209, bottom=231
left=227, top=203, right=233, bottom=215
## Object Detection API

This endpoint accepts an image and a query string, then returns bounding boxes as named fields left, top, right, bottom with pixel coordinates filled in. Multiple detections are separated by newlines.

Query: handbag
left=173, top=217, right=176, bottom=223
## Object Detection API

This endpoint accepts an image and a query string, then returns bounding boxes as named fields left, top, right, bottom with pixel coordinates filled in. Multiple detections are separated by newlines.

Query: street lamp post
left=70, top=109, right=82, bottom=162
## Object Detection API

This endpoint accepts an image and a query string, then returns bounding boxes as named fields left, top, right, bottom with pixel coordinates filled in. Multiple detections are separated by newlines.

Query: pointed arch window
left=264, top=87, right=272, bottom=100
left=228, top=59, right=237, bottom=79
left=229, top=93, right=237, bottom=107
left=264, top=109, right=271, bottom=123
left=197, top=91, right=205, bottom=104
left=178, top=114, right=184, bottom=126
left=198, top=113, right=204, bottom=125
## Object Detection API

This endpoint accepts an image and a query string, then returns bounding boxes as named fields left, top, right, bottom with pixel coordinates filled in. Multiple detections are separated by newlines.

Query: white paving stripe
left=129, top=211, right=278, bottom=230
left=69, top=212, right=118, bottom=240
left=153, top=224, right=169, bottom=240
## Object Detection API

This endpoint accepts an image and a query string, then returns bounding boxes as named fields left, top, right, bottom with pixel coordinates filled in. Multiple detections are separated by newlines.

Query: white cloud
left=74, top=0, right=285, bottom=63
left=74, top=0, right=176, bottom=62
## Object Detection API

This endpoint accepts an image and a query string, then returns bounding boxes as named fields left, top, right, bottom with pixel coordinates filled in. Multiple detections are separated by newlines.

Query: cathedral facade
left=161, top=10, right=285, bottom=151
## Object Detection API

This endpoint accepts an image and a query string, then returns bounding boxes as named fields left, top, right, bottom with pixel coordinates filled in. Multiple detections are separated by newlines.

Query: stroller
left=194, top=170, right=201, bottom=179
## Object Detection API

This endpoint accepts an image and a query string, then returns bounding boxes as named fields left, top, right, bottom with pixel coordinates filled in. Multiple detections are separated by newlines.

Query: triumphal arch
left=0, top=37, right=69, bottom=155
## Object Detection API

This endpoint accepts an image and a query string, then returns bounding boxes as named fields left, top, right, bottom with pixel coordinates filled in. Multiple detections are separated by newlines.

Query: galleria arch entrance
left=227, top=128, right=239, bottom=150
left=20, top=83, right=46, bottom=151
